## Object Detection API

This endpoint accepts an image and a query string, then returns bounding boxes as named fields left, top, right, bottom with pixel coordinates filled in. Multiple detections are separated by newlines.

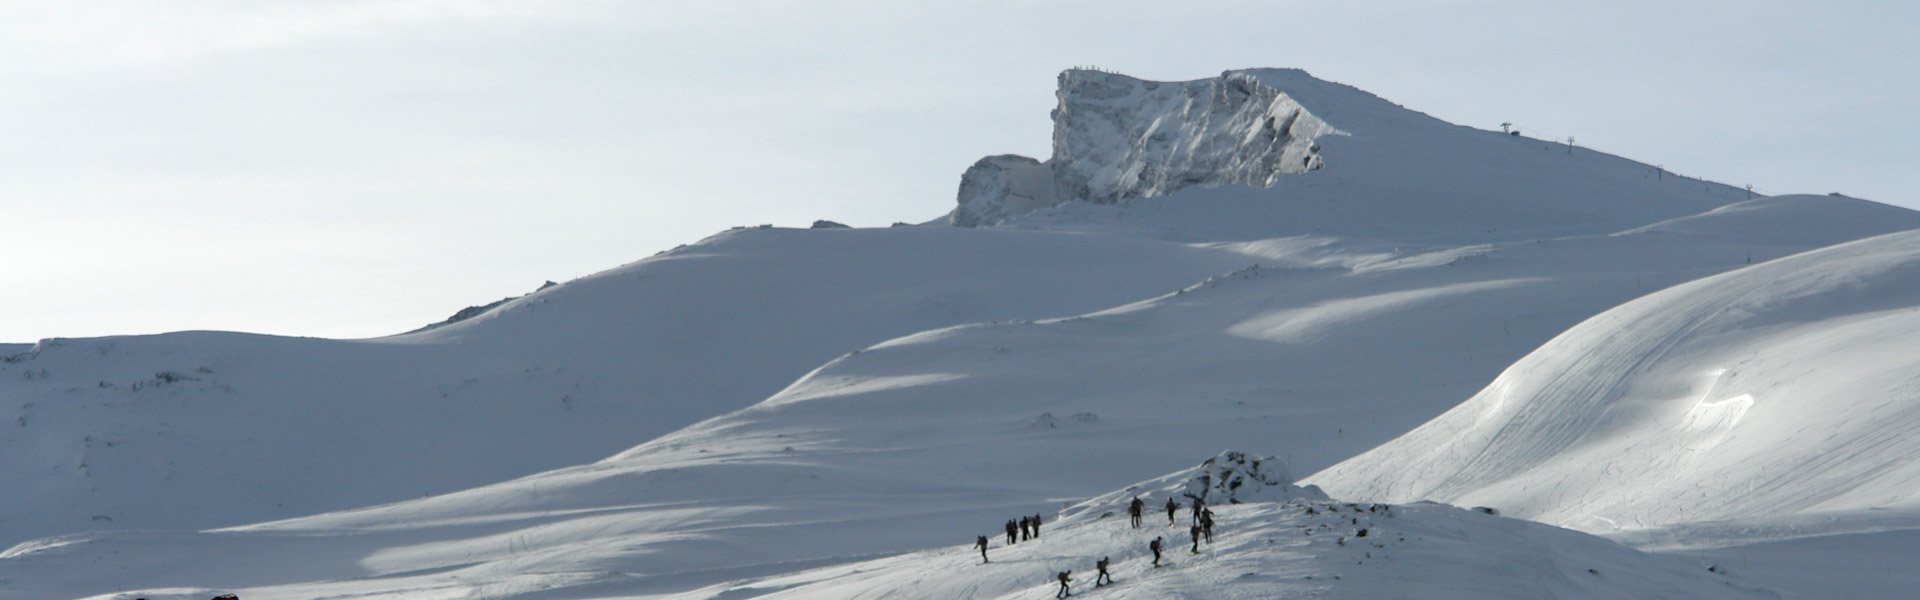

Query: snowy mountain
left=7, top=68, right=1919, bottom=599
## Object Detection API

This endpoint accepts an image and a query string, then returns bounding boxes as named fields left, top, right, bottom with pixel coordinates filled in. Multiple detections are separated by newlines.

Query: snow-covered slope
left=10, top=193, right=1910, bottom=599
left=11, top=456, right=1788, bottom=600
left=724, top=500, right=1776, bottom=600
left=636, top=454, right=1776, bottom=600
left=0, top=226, right=1250, bottom=545
left=1312, top=228, right=1920, bottom=536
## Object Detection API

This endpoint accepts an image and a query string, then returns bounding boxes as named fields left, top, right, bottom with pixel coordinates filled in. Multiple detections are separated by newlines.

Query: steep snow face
left=1311, top=228, right=1920, bottom=534
left=953, top=70, right=1342, bottom=226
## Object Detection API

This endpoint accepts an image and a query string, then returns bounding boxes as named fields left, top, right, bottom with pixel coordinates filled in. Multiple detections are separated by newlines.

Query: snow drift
left=1313, top=227, right=1920, bottom=535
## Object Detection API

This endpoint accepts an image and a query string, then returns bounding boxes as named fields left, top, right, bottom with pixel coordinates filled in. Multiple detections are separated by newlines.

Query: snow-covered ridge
left=952, top=70, right=1344, bottom=226
left=688, top=466, right=1776, bottom=600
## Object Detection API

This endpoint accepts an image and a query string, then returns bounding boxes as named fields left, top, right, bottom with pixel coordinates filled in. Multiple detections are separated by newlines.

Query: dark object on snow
left=1095, top=556, right=1113, bottom=586
left=1056, top=570, right=1073, bottom=598
left=1200, top=509, right=1215, bottom=542
left=1150, top=536, right=1164, bottom=567
left=1031, top=513, right=1043, bottom=538
left=406, top=281, right=559, bottom=334
left=1020, top=515, right=1032, bottom=541
left=1006, top=519, right=1019, bottom=544
left=1166, top=497, right=1179, bottom=525
left=1473, top=506, right=1499, bottom=516
left=810, top=219, right=850, bottom=229
left=976, top=535, right=990, bottom=563
left=1190, top=525, right=1202, bottom=553
left=1356, top=527, right=1368, bottom=538
left=1129, top=496, right=1145, bottom=528
left=212, top=595, right=240, bottom=600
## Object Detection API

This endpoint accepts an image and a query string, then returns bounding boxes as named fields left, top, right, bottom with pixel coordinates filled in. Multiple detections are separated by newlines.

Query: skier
left=976, top=535, right=990, bottom=563
left=1191, top=497, right=1206, bottom=526
left=1128, top=496, right=1144, bottom=528
left=1200, top=509, right=1215, bottom=543
left=1165, top=497, right=1179, bottom=526
left=1020, top=515, right=1032, bottom=541
left=1149, top=536, right=1163, bottom=567
left=1190, top=524, right=1202, bottom=553
left=1006, top=519, right=1019, bottom=545
left=1094, top=556, right=1113, bottom=586
left=1031, top=513, right=1043, bottom=538
left=1055, top=570, right=1073, bottom=598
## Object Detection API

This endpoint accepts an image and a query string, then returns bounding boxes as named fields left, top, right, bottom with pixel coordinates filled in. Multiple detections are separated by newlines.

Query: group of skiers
left=1009, top=513, right=1044, bottom=545
left=974, top=494, right=1220, bottom=597
left=976, top=513, right=1046, bottom=563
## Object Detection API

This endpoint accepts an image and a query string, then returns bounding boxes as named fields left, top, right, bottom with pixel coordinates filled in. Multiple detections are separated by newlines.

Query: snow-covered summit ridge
left=951, top=69, right=1344, bottom=226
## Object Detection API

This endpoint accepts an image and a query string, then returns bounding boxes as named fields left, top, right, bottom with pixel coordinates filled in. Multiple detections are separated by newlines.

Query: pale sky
left=4, top=1, right=1915, bottom=342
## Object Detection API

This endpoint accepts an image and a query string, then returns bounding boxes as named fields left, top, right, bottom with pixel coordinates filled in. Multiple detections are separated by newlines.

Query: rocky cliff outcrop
left=952, top=69, right=1344, bottom=226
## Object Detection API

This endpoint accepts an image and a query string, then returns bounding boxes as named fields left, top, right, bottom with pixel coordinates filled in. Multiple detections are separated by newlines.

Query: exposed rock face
left=951, top=155, right=1059, bottom=227
left=952, top=70, right=1344, bottom=227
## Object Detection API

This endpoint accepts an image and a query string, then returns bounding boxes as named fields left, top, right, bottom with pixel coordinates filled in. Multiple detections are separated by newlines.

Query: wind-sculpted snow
left=1313, top=229, right=1920, bottom=536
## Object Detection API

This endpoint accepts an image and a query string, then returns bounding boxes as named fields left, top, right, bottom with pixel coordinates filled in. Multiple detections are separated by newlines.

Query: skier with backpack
left=1094, top=556, right=1113, bottom=586
left=1128, top=496, right=1144, bottom=528
left=1055, top=570, right=1073, bottom=598
left=976, top=535, right=990, bottom=563
left=1149, top=536, right=1163, bottom=567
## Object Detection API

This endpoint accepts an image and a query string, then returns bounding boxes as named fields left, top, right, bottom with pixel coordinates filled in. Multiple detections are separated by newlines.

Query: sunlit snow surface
left=7, top=68, right=1920, bottom=599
